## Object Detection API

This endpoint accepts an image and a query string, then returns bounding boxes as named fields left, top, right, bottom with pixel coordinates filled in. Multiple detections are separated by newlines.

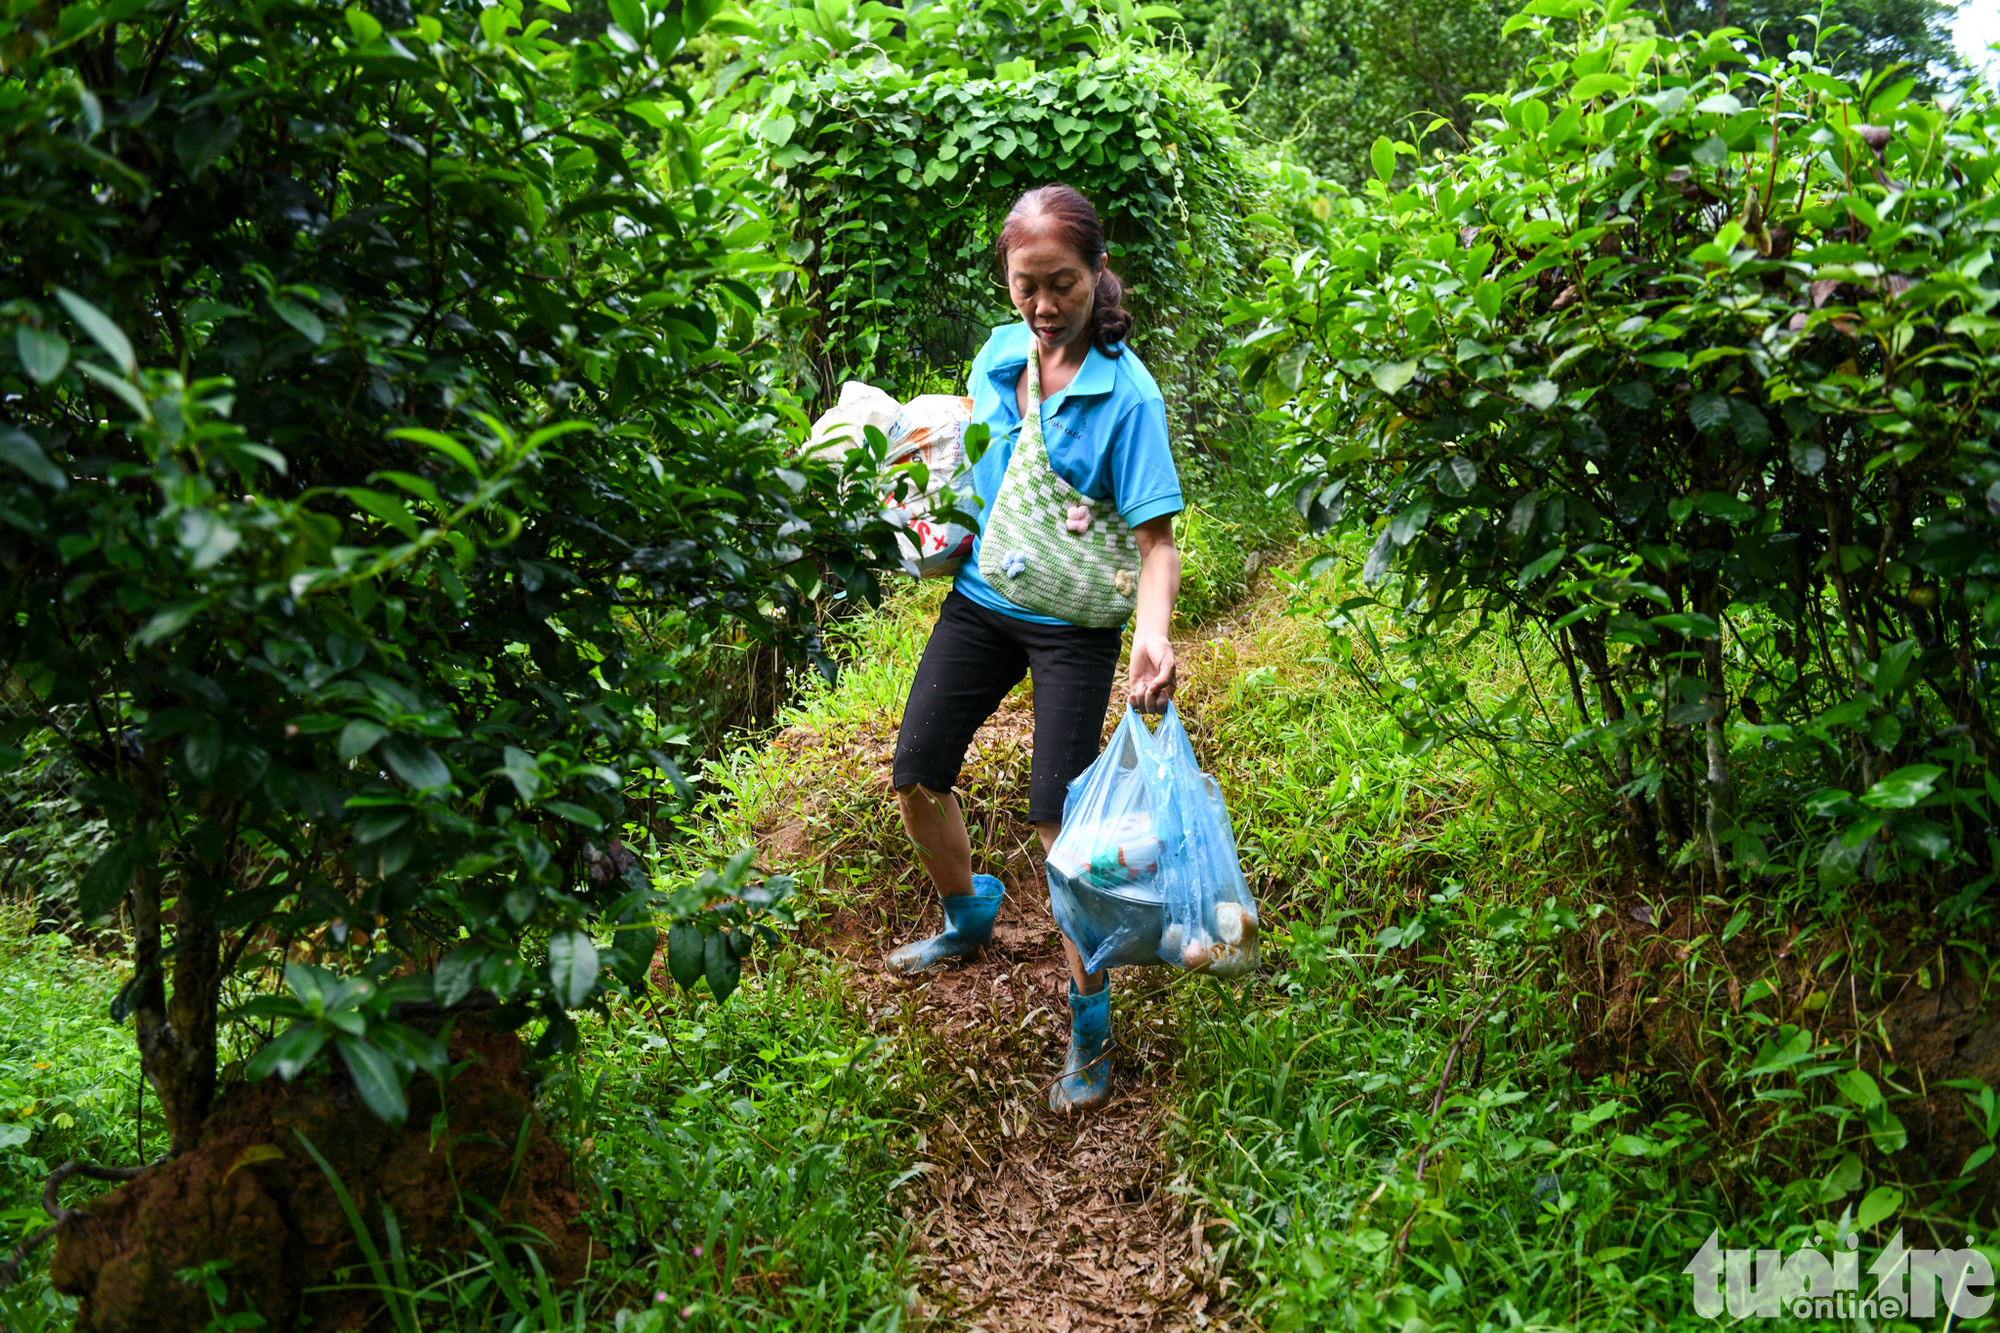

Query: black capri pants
left=893, top=589, right=1122, bottom=825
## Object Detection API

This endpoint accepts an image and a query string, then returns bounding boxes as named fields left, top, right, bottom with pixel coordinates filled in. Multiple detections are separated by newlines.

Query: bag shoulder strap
left=1018, top=342, right=1047, bottom=469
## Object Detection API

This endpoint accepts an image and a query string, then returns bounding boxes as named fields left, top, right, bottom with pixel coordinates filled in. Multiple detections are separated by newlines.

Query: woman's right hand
left=1129, top=515, right=1181, bottom=713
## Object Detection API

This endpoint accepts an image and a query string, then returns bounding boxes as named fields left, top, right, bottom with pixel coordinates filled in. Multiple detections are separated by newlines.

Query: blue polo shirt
left=954, top=322, right=1183, bottom=626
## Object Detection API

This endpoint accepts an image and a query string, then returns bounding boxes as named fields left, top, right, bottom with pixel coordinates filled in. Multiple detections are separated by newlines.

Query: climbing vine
left=730, top=1, right=1279, bottom=456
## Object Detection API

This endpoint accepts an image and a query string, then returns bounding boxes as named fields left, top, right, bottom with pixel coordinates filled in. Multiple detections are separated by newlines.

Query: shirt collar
left=986, top=323, right=1119, bottom=409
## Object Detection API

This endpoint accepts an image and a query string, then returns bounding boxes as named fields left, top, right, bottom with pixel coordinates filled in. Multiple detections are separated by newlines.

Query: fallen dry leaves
left=757, top=695, right=1239, bottom=1331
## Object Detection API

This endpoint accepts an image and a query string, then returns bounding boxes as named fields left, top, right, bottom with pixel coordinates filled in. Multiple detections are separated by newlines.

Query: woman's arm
left=1129, top=514, right=1180, bottom=712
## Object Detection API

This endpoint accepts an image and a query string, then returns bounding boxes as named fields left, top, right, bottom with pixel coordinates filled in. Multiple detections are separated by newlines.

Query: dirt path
left=761, top=685, right=1238, bottom=1330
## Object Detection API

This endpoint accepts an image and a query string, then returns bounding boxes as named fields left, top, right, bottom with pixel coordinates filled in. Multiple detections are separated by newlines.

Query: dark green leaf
left=545, top=800, right=605, bottom=829
left=1438, top=456, right=1478, bottom=497
left=248, top=1024, right=330, bottom=1082
left=339, top=720, right=387, bottom=761
left=0, top=428, right=67, bottom=490
left=704, top=925, right=740, bottom=1002
left=79, top=836, right=150, bottom=919
left=434, top=944, right=485, bottom=1008
left=1728, top=399, right=1770, bottom=447
left=1691, top=492, right=1757, bottom=523
left=1515, top=380, right=1558, bottom=411
left=270, top=297, right=326, bottom=346
left=1389, top=499, right=1434, bottom=545
left=667, top=922, right=704, bottom=991
left=1608, top=380, right=1654, bottom=410
left=547, top=929, right=599, bottom=1008
left=1861, top=765, right=1943, bottom=809
left=174, top=111, right=243, bottom=175
left=1361, top=529, right=1395, bottom=585
left=1890, top=815, right=1951, bottom=859
left=344, top=488, right=422, bottom=541
left=1515, top=546, right=1565, bottom=587
left=1687, top=391, right=1732, bottom=436
left=56, top=288, right=134, bottom=374
left=336, top=1035, right=409, bottom=1125
left=14, top=327, right=68, bottom=383
left=379, top=735, right=451, bottom=791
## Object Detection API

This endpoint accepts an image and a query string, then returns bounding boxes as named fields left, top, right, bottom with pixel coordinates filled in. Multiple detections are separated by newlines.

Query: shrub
left=1234, top=0, right=2000, bottom=912
left=1201, top=0, right=1527, bottom=186
left=0, top=0, right=888, bottom=1151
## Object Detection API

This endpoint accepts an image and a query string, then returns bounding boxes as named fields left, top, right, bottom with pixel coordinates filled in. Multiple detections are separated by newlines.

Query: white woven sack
left=803, top=385, right=977, bottom=579
left=885, top=394, right=977, bottom=579
left=805, top=381, right=900, bottom=460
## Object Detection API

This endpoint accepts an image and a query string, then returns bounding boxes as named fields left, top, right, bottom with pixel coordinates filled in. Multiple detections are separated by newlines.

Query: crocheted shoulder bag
left=976, top=342, right=1141, bottom=628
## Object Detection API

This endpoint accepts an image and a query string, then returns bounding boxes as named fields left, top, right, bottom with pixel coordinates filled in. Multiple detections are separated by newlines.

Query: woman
left=887, top=184, right=1182, bottom=1113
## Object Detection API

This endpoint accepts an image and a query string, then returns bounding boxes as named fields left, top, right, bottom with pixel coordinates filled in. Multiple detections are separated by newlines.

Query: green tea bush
left=0, top=0, right=904, bottom=1158
left=1235, top=0, right=2000, bottom=912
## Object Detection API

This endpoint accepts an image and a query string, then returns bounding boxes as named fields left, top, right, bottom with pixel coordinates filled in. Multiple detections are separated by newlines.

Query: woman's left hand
left=1129, top=632, right=1176, bottom=713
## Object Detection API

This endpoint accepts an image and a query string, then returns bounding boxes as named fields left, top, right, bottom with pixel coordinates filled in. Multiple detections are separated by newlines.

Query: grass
left=1159, top=541, right=2000, bottom=1332
left=344, top=948, right=940, bottom=1333
left=0, top=904, right=144, bottom=1331
left=551, top=949, right=932, bottom=1330
left=7, top=514, right=2000, bottom=1330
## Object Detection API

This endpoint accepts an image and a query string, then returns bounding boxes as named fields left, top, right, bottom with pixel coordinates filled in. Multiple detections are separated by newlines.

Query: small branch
left=1, top=1157, right=163, bottom=1287
left=1389, top=996, right=1502, bottom=1278
left=0, top=1223, right=57, bottom=1288
left=43, top=1158, right=155, bottom=1223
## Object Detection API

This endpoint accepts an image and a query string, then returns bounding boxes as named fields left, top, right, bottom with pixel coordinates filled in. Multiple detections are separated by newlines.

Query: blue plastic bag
left=1045, top=704, right=1260, bottom=977
left=1045, top=708, right=1175, bottom=972
left=1152, top=706, right=1260, bottom=977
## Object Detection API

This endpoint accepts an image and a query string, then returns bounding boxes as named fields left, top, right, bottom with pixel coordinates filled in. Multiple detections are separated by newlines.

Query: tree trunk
left=1573, top=624, right=1660, bottom=867
left=1700, top=624, right=1731, bottom=887
left=132, top=873, right=222, bottom=1156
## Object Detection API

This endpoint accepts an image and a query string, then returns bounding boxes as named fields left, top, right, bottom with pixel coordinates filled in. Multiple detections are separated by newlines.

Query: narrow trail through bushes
left=755, top=620, right=1259, bottom=1331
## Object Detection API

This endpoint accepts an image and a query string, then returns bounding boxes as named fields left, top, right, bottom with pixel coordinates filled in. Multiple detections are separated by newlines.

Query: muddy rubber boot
left=1049, top=979, right=1112, bottom=1112
left=885, top=874, right=1003, bottom=975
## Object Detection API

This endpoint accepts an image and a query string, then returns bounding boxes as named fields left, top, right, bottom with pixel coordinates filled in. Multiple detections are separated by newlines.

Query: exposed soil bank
left=1568, top=891, right=2000, bottom=1208
left=51, top=1022, right=586, bottom=1332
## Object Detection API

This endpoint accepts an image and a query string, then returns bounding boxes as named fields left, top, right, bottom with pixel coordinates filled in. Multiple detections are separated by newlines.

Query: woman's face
left=1004, top=227, right=1102, bottom=356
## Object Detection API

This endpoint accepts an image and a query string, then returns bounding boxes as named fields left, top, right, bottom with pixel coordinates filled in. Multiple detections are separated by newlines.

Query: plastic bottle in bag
left=1046, top=704, right=1259, bottom=978
left=1045, top=712, right=1176, bottom=973
left=1154, top=706, right=1260, bottom=978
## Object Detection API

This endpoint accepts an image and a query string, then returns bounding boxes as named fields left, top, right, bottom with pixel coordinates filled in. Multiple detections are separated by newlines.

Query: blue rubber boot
left=885, top=874, right=1003, bottom=975
left=1049, top=979, right=1112, bottom=1112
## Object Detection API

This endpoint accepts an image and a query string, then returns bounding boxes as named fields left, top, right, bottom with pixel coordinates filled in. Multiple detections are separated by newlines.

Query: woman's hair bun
left=1090, top=266, right=1132, bottom=352
left=996, top=184, right=1133, bottom=357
